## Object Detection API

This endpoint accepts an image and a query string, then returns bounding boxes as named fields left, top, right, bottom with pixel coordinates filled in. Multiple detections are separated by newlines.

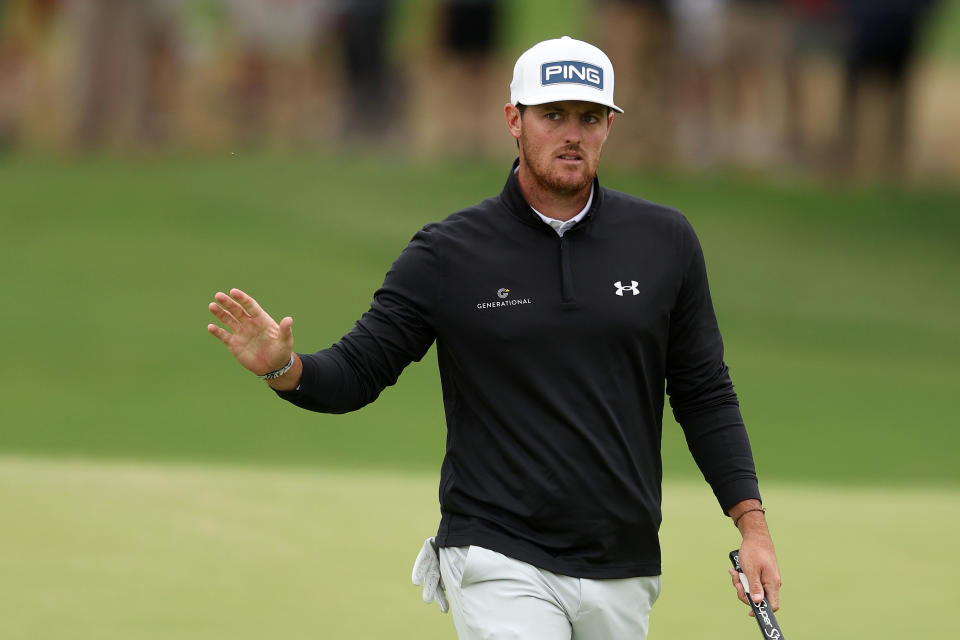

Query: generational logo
left=478, top=287, right=532, bottom=310
left=614, top=280, right=639, bottom=296
left=541, top=61, right=603, bottom=90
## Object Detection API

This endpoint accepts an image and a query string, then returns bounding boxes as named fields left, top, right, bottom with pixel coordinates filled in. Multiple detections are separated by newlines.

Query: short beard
left=519, top=137, right=594, bottom=196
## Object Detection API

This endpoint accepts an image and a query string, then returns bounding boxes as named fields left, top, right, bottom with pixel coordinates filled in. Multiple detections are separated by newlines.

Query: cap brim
left=518, top=96, right=624, bottom=114
left=514, top=87, right=623, bottom=113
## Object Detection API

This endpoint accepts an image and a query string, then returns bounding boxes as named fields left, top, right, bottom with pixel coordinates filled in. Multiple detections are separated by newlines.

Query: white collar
left=530, top=184, right=594, bottom=236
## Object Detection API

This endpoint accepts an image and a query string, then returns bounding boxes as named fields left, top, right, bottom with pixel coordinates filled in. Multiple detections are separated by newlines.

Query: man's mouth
left=558, top=153, right=582, bottom=162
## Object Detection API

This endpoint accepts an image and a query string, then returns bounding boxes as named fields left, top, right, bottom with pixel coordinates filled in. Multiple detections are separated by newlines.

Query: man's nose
left=561, top=119, right=583, bottom=144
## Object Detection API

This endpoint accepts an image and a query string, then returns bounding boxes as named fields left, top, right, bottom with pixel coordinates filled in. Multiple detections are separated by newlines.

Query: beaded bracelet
left=257, top=354, right=294, bottom=380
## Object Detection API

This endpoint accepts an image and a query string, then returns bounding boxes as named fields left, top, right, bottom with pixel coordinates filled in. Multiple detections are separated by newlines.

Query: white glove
left=411, top=536, right=448, bottom=613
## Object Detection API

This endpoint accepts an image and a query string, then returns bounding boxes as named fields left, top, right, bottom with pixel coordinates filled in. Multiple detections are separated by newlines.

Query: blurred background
left=0, top=0, right=958, bottom=179
left=1, top=1, right=958, bottom=639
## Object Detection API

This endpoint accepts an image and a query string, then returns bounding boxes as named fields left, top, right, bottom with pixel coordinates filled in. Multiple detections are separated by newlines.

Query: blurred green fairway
left=2, top=154, right=957, bottom=483
left=1, top=456, right=957, bottom=640
left=1, top=154, right=958, bottom=638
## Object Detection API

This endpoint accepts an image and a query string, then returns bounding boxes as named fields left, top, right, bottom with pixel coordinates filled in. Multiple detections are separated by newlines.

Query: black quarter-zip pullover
left=278, top=160, right=760, bottom=578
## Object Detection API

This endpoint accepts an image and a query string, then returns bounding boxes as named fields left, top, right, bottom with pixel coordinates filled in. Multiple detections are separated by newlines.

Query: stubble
left=519, top=137, right=595, bottom=198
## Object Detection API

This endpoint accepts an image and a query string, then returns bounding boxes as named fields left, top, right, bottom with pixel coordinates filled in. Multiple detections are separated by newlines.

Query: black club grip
left=729, top=550, right=785, bottom=639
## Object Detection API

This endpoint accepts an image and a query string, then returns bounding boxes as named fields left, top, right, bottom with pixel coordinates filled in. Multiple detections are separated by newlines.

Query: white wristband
left=257, top=354, right=294, bottom=380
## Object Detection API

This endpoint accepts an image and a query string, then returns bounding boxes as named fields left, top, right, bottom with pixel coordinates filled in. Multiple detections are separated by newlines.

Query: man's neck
left=516, top=166, right=593, bottom=222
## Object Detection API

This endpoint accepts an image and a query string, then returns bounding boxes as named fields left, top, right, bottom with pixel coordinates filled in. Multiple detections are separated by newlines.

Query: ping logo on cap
left=540, top=61, right=603, bottom=90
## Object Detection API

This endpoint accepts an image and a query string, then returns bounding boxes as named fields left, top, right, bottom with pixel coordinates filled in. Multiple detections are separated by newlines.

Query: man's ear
left=505, top=103, right=522, bottom=141
left=604, top=110, right=615, bottom=141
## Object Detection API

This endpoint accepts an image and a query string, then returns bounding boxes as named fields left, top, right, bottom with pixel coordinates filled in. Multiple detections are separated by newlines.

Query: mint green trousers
left=439, top=545, right=661, bottom=640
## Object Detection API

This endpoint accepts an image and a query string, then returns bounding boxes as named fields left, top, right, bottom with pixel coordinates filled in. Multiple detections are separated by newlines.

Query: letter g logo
left=497, top=288, right=510, bottom=299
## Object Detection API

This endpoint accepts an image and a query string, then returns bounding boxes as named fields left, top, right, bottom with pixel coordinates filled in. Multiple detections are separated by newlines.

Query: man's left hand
left=727, top=500, right=781, bottom=613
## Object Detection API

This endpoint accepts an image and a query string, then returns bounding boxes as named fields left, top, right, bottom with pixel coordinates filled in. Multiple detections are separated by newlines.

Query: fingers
left=214, top=291, right=251, bottom=323
left=738, top=536, right=779, bottom=606
left=208, top=300, right=241, bottom=329
left=210, top=289, right=276, bottom=333
left=730, top=556, right=782, bottom=615
left=208, top=289, right=295, bottom=374
left=207, top=323, right=231, bottom=344
left=739, top=536, right=783, bottom=612
left=729, top=568, right=756, bottom=617
left=763, top=570, right=783, bottom=612
left=745, top=566, right=765, bottom=605
left=729, top=568, right=749, bottom=605
left=229, top=288, right=266, bottom=318
left=279, top=316, right=294, bottom=341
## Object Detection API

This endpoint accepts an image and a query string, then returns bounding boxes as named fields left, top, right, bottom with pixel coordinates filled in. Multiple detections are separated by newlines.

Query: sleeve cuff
left=274, top=352, right=317, bottom=402
left=712, top=477, right=762, bottom=515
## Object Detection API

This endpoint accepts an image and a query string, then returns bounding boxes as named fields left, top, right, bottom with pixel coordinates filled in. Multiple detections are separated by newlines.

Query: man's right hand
left=207, top=288, right=301, bottom=390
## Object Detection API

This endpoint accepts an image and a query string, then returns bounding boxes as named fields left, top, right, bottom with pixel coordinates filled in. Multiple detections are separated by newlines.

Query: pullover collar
left=499, top=158, right=603, bottom=231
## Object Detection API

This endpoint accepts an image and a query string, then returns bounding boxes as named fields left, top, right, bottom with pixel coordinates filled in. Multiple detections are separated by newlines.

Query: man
left=207, top=36, right=781, bottom=640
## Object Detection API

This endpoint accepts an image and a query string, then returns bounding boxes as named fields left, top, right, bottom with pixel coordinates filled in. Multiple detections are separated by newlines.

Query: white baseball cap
left=510, top=36, right=623, bottom=114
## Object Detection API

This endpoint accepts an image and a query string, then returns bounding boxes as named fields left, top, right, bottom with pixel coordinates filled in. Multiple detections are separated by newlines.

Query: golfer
left=208, top=36, right=781, bottom=639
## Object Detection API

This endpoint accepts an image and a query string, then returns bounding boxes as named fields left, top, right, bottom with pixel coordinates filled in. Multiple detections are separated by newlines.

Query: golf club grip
left=729, top=550, right=784, bottom=640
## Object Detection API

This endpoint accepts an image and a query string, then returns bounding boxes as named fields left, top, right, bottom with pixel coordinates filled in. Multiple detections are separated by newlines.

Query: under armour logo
left=614, top=280, right=639, bottom=296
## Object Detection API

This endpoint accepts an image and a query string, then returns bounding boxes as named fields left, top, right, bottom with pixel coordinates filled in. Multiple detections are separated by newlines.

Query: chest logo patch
left=614, top=280, right=639, bottom=296
left=478, top=287, right=532, bottom=310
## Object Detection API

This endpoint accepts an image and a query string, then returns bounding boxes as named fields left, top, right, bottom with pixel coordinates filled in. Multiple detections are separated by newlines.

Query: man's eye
left=545, top=112, right=560, bottom=121
left=584, top=115, right=599, bottom=124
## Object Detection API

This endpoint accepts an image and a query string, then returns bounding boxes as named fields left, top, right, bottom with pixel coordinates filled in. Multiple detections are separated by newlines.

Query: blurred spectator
left=411, top=0, right=503, bottom=157
left=0, top=0, right=954, bottom=181
left=836, top=0, right=940, bottom=177
left=667, top=0, right=727, bottom=165
left=783, top=0, right=842, bottom=165
left=717, top=0, right=790, bottom=166
left=336, top=0, right=398, bottom=143
left=593, top=0, right=674, bottom=165
left=0, top=0, right=62, bottom=149
left=443, top=0, right=500, bottom=58
left=221, top=0, right=332, bottom=146
left=0, top=0, right=22, bottom=149
left=66, top=0, right=182, bottom=149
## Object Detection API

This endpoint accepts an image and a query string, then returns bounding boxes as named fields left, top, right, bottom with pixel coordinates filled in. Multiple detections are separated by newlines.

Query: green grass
left=1, top=154, right=958, bottom=486
left=2, top=456, right=957, bottom=639
left=925, top=0, right=960, bottom=59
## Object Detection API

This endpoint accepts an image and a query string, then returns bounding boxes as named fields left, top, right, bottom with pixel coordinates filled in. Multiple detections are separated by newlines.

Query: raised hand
left=207, top=288, right=295, bottom=378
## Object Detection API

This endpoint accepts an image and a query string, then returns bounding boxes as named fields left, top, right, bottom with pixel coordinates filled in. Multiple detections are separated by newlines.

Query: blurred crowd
left=0, top=0, right=949, bottom=178
left=596, top=0, right=943, bottom=177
